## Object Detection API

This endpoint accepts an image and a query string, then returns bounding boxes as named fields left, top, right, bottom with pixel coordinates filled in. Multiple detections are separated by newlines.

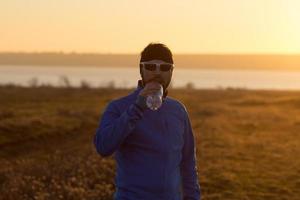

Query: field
left=1, top=86, right=300, bottom=200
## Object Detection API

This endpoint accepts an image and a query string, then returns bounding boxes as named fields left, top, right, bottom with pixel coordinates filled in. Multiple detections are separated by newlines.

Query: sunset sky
left=1, top=0, right=299, bottom=54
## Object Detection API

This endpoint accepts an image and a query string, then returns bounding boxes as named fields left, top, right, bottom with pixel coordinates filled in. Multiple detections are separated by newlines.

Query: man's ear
left=140, top=67, right=146, bottom=86
left=139, top=66, right=142, bottom=76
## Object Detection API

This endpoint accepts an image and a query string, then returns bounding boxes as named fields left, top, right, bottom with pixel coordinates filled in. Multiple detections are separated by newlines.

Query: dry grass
left=1, top=86, right=300, bottom=200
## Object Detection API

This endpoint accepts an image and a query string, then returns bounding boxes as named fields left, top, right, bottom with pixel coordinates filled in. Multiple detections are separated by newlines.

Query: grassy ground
left=0, top=86, right=300, bottom=200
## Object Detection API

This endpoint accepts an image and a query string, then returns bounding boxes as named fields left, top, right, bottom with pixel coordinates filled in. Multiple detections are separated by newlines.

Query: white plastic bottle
left=146, top=83, right=163, bottom=111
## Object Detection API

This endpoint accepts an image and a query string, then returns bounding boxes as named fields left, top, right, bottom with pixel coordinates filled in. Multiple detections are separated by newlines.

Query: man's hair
left=140, top=43, right=173, bottom=64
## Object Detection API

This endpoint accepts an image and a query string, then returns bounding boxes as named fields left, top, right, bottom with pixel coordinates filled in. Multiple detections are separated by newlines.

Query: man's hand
left=139, top=81, right=162, bottom=97
left=135, top=81, right=162, bottom=111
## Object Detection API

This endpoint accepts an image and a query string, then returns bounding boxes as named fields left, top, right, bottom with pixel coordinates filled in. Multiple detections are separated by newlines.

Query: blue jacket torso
left=94, top=82, right=201, bottom=200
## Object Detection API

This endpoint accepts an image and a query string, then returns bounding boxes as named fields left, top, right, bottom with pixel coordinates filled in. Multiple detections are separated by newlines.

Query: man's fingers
left=139, top=88, right=162, bottom=97
left=144, top=87, right=161, bottom=93
left=141, top=90, right=160, bottom=95
left=144, top=85, right=161, bottom=90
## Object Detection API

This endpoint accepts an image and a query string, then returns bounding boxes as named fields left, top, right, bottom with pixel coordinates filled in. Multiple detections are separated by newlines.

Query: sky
left=0, top=0, right=299, bottom=54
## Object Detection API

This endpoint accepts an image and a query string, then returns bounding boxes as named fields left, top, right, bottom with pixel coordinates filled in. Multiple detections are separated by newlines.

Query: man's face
left=140, top=59, right=173, bottom=90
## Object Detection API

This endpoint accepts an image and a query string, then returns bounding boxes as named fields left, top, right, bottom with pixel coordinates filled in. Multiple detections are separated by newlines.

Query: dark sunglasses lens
left=144, top=64, right=156, bottom=71
left=160, top=64, right=172, bottom=71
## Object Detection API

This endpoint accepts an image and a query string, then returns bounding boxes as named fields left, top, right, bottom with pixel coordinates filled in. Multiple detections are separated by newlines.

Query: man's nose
left=154, top=66, right=161, bottom=74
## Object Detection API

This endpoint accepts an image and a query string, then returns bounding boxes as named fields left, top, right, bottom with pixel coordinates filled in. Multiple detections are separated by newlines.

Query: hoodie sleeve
left=93, top=100, right=145, bottom=157
left=180, top=107, right=201, bottom=200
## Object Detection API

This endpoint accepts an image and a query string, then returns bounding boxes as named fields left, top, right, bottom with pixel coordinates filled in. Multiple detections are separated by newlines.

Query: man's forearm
left=94, top=98, right=147, bottom=157
left=181, top=160, right=201, bottom=200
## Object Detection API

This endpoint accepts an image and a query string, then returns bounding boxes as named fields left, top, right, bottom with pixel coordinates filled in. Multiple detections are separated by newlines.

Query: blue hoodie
left=94, top=81, right=201, bottom=200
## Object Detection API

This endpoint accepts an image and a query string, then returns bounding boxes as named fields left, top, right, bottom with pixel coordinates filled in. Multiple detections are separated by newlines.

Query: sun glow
left=0, top=0, right=299, bottom=54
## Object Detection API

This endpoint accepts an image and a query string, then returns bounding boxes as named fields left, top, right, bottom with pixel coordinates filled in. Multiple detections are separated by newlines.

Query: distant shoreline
left=2, top=64, right=300, bottom=72
left=1, top=52, right=300, bottom=71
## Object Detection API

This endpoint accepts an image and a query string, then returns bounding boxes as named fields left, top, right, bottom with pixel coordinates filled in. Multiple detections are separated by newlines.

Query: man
left=94, top=43, right=201, bottom=200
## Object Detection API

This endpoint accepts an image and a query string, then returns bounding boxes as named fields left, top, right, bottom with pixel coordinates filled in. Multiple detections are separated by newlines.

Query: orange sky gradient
left=1, top=0, right=299, bottom=54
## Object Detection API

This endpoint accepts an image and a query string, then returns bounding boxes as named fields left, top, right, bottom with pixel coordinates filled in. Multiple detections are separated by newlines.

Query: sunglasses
left=140, top=62, right=174, bottom=72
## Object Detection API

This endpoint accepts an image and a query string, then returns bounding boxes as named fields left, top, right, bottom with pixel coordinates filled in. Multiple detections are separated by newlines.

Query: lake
left=1, top=65, right=300, bottom=90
